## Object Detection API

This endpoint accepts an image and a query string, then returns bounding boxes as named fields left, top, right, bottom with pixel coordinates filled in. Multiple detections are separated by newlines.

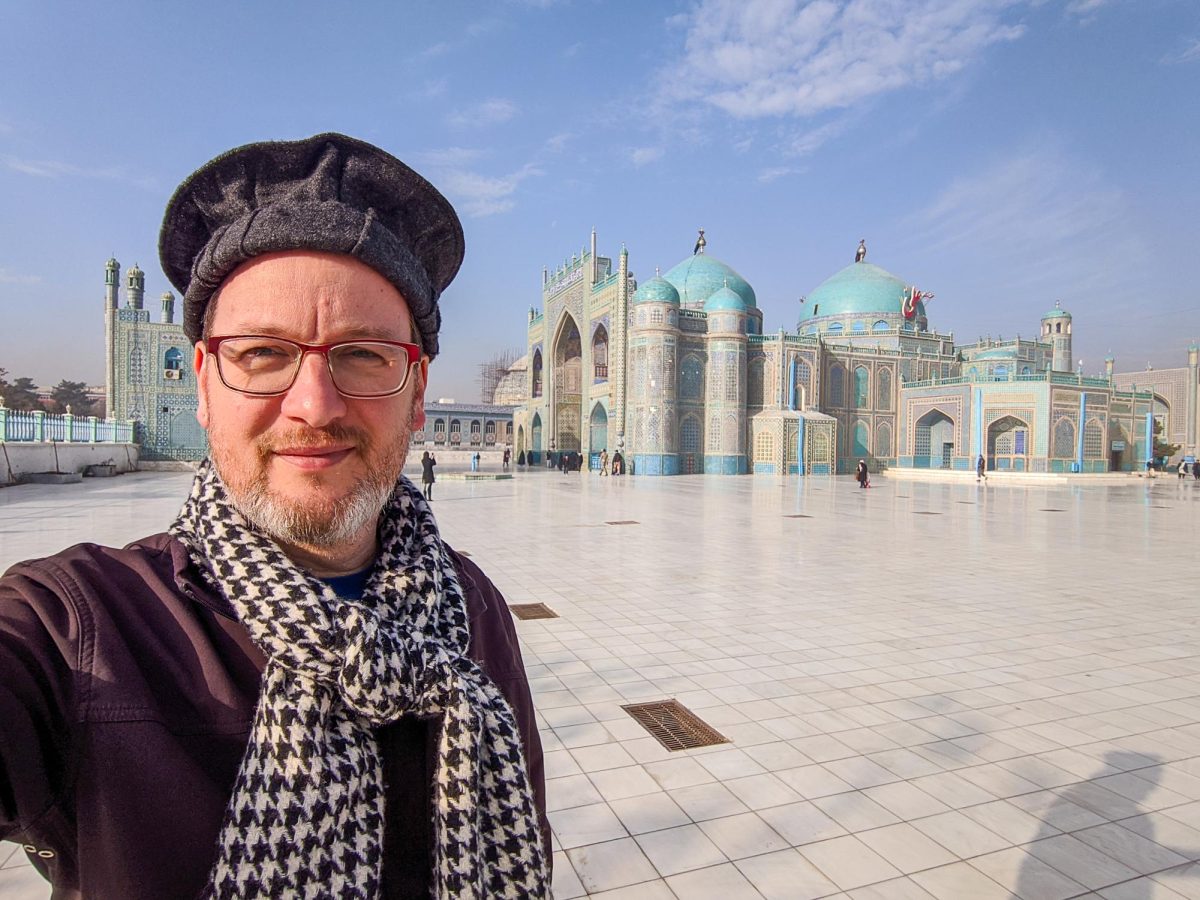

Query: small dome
left=800, top=262, right=911, bottom=322
left=105, top=257, right=119, bottom=268
left=633, top=275, right=680, bottom=305
left=662, top=253, right=756, bottom=309
left=1043, top=301, right=1071, bottom=319
left=704, top=284, right=747, bottom=312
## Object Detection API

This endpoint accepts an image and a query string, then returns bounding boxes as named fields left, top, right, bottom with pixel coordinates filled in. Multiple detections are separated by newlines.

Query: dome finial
left=655, top=266, right=661, bottom=276
left=855, top=239, right=866, bottom=263
left=693, top=228, right=706, bottom=255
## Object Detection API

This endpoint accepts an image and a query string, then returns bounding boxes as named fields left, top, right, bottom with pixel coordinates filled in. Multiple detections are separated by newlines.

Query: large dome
left=633, top=275, right=681, bottom=305
left=800, top=262, right=908, bottom=322
left=662, top=253, right=756, bottom=310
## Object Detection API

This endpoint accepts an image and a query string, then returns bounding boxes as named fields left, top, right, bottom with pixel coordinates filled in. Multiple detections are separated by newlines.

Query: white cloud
left=757, top=166, right=797, bottom=182
left=0, top=268, right=41, bottom=285
left=1065, top=0, right=1110, bottom=16
left=447, top=98, right=519, bottom=128
left=629, top=146, right=664, bottom=167
left=902, top=142, right=1147, bottom=296
left=437, top=163, right=543, bottom=217
left=1162, top=38, right=1200, bottom=65
left=662, top=0, right=1027, bottom=120
left=415, top=147, right=487, bottom=168
left=2, top=155, right=157, bottom=190
left=543, top=132, right=573, bottom=153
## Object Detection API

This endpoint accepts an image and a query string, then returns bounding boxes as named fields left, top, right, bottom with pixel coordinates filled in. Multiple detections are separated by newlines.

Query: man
left=0, top=134, right=549, bottom=899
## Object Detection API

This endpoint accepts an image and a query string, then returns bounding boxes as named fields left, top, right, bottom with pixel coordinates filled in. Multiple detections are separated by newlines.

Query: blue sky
left=1, top=0, right=1198, bottom=402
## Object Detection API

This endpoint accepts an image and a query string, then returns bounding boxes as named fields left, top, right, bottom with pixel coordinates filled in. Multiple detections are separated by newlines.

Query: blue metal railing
left=0, top=407, right=135, bottom=443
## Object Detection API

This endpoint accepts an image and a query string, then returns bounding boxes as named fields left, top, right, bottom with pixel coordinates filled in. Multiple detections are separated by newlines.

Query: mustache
left=257, top=424, right=371, bottom=455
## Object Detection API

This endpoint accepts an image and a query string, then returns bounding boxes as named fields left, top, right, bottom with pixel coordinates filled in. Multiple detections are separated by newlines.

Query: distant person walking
left=471, top=451, right=480, bottom=472
left=421, top=450, right=437, bottom=500
left=599, top=449, right=609, bottom=476
left=977, top=454, right=987, bottom=481
left=611, top=451, right=624, bottom=476
left=856, top=459, right=869, bottom=489
left=503, top=447, right=510, bottom=471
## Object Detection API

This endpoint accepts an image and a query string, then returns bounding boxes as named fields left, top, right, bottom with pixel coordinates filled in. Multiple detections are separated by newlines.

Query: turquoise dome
left=800, top=262, right=908, bottom=321
left=662, top=253, right=756, bottom=309
left=633, top=275, right=680, bottom=305
left=1043, top=307, right=1071, bottom=319
left=704, top=285, right=747, bottom=312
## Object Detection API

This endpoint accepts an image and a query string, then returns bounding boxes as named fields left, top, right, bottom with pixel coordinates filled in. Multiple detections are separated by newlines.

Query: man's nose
left=279, top=351, right=347, bottom=426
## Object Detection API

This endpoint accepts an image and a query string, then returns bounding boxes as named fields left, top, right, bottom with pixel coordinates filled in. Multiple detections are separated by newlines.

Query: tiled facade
left=518, top=239, right=1168, bottom=475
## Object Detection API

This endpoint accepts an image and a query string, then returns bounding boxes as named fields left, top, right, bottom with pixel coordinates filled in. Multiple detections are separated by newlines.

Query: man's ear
left=410, top=357, right=429, bottom=430
left=194, top=343, right=210, bottom=428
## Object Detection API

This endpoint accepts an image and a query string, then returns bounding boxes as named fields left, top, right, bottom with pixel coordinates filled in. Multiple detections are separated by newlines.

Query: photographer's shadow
left=1014, top=751, right=1200, bottom=899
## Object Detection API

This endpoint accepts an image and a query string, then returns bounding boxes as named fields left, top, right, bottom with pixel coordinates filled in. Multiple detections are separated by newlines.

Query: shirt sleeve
left=0, top=562, right=80, bottom=840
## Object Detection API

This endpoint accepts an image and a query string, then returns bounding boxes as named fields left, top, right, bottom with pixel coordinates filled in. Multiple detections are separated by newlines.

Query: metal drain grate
left=509, top=603, right=559, bottom=621
left=606, top=520, right=640, bottom=526
left=622, top=700, right=729, bottom=752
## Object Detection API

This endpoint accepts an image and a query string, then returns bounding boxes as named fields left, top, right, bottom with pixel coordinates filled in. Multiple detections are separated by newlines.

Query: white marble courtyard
left=3, top=469, right=1200, bottom=899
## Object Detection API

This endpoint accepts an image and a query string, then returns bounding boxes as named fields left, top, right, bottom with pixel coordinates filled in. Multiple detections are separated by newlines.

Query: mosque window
left=877, top=422, right=893, bottom=457
left=806, top=325, right=818, bottom=335
left=485, top=421, right=496, bottom=444
left=651, top=308, right=664, bottom=324
left=1015, top=429, right=1026, bottom=454
left=852, top=321, right=866, bottom=333
left=854, top=366, right=869, bottom=408
left=877, top=368, right=892, bottom=411
left=722, top=413, right=739, bottom=450
left=748, top=358, right=765, bottom=406
left=129, top=345, right=147, bottom=384
left=994, top=365, right=1008, bottom=380
left=827, top=323, right=844, bottom=335
left=164, top=347, right=184, bottom=372
left=681, top=416, right=701, bottom=453
left=635, top=349, right=647, bottom=399
left=1084, top=418, right=1104, bottom=458
left=470, top=420, right=482, bottom=444
left=793, top=358, right=811, bottom=409
left=754, top=430, right=775, bottom=463
left=680, top=354, right=704, bottom=401
left=433, top=419, right=446, bottom=443
left=1021, top=366, right=1031, bottom=375
left=829, top=365, right=844, bottom=407
left=707, top=414, right=721, bottom=451
left=724, top=350, right=738, bottom=403
left=852, top=421, right=869, bottom=457
left=873, top=320, right=889, bottom=332
left=449, top=419, right=462, bottom=445
left=1052, top=417, right=1076, bottom=458
left=1055, top=322, right=1062, bottom=334
left=592, top=326, right=609, bottom=379
left=968, top=367, right=978, bottom=380
left=531, top=415, right=542, bottom=451
left=531, top=349, right=543, bottom=398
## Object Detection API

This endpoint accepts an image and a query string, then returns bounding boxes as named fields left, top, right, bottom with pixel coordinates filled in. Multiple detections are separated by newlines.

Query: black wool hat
left=159, top=133, right=464, bottom=358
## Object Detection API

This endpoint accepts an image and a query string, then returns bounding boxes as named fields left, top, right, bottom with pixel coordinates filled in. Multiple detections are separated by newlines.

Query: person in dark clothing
left=421, top=450, right=437, bottom=500
left=0, top=134, right=549, bottom=899
left=856, top=459, right=870, bottom=488
left=977, top=454, right=987, bottom=481
left=612, top=450, right=624, bottom=475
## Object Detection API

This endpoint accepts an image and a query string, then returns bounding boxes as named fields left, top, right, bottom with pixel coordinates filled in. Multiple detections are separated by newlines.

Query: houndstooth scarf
left=170, top=460, right=548, bottom=899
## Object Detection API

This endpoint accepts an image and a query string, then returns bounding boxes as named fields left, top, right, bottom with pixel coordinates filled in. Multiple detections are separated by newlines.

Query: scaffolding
left=478, top=349, right=521, bottom=404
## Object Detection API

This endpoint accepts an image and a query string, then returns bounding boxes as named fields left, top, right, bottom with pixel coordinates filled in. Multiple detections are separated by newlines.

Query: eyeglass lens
left=216, top=337, right=410, bottom=396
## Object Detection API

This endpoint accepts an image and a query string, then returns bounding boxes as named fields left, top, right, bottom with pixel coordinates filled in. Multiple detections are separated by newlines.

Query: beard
left=210, top=404, right=416, bottom=548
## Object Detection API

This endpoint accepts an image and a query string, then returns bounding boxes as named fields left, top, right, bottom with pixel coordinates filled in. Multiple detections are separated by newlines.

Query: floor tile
left=798, top=834, right=902, bottom=890
left=735, top=849, right=840, bottom=900
left=566, top=837, right=661, bottom=894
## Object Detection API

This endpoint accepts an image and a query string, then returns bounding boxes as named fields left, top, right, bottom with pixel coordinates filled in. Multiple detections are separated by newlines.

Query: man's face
left=195, top=250, right=428, bottom=545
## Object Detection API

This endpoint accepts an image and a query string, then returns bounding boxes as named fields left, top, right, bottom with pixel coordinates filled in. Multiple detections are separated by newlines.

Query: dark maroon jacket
left=0, top=533, right=549, bottom=899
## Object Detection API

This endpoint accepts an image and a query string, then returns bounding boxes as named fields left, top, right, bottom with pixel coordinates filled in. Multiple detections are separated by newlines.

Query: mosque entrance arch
left=516, top=425, right=525, bottom=460
left=987, top=415, right=1029, bottom=472
left=531, top=413, right=543, bottom=465
left=914, top=408, right=955, bottom=469
left=589, top=403, right=608, bottom=460
left=553, top=314, right=583, bottom=453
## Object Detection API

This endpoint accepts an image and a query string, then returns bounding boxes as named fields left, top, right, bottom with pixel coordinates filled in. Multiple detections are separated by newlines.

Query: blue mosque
left=514, top=233, right=1167, bottom=475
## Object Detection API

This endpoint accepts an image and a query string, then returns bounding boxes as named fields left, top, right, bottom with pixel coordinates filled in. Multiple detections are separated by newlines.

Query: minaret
left=1041, top=301, right=1072, bottom=373
left=104, top=258, right=120, bottom=420
left=161, top=291, right=176, bottom=325
left=590, top=227, right=598, bottom=285
left=1188, top=342, right=1199, bottom=456
left=1105, top=353, right=1115, bottom=380
left=630, top=269, right=681, bottom=475
left=613, top=245, right=630, bottom=455
left=126, top=264, right=145, bottom=310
